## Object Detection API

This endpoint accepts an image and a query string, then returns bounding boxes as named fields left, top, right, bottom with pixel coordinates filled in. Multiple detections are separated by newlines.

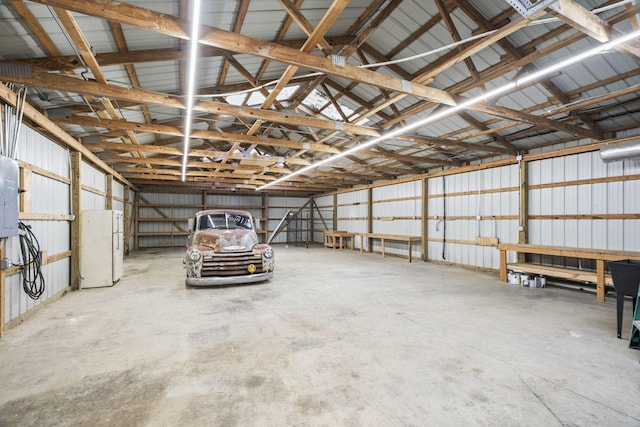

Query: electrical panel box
left=0, top=155, right=19, bottom=238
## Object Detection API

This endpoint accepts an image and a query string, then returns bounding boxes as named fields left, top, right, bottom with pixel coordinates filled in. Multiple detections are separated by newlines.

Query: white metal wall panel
left=371, top=181, right=422, bottom=257
left=16, top=126, right=70, bottom=179
left=81, top=162, right=106, bottom=192
left=81, top=191, right=106, bottom=210
left=268, top=196, right=307, bottom=244
left=427, top=165, right=518, bottom=269
left=528, top=149, right=640, bottom=270
left=31, top=175, right=70, bottom=215
left=112, top=181, right=125, bottom=211
left=5, top=123, right=73, bottom=324
left=312, top=195, right=334, bottom=243
left=337, top=190, right=367, bottom=248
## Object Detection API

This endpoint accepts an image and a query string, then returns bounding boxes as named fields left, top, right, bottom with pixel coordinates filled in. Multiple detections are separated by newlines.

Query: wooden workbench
left=497, top=243, right=640, bottom=301
left=323, top=230, right=355, bottom=250
left=355, top=233, right=422, bottom=262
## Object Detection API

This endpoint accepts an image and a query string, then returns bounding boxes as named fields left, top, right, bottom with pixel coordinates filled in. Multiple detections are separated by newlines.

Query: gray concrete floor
left=0, top=246, right=639, bottom=426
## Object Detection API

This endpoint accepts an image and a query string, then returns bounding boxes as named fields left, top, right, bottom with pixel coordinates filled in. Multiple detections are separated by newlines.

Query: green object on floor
left=631, top=286, right=640, bottom=349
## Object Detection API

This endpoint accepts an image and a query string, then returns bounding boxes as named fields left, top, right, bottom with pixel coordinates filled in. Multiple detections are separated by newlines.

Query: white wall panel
left=427, top=165, right=518, bottom=269
left=81, top=161, right=105, bottom=191
left=81, top=191, right=105, bottom=210
left=528, top=148, right=640, bottom=268
left=17, top=126, right=70, bottom=179
left=5, top=125, right=73, bottom=324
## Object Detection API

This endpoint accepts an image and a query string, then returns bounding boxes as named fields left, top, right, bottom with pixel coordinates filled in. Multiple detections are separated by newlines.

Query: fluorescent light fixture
left=257, top=28, right=640, bottom=191
left=181, top=0, right=202, bottom=181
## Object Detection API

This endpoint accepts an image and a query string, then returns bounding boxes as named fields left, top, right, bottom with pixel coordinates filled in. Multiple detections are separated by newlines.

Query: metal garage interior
left=1, top=0, right=640, bottom=425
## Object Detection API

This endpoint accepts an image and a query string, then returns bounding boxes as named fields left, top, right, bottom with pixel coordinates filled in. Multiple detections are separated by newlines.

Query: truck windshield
left=198, top=213, right=253, bottom=230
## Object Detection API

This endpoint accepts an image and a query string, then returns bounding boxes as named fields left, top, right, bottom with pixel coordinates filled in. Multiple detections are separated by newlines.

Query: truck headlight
left=263, top=247, right=273, bottom=259
left=189, top=249, right=201, bottom=261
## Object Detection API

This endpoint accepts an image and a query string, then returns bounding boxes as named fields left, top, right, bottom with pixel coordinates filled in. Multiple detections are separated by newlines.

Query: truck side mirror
left=187, top=217, right=195, bottom=232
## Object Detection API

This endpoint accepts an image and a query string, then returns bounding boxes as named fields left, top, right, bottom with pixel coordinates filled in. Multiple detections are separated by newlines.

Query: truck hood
left=193, top=228, right=258, bottom=252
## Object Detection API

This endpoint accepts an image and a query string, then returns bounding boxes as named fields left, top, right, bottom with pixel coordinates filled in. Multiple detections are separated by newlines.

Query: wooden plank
left=70, top=152, right=81, bottom=291
left=0, top=239, right=6, bottom=337
left=106, top=175, right=113, bottom=210
left=20, top=167, right=32, bottom=213
left=596, top=259, right=606, bottom=302
left=497, top=243, right=640, bottom=261
left=422, top=178, right=428, bottom=262
left=518, top=159, right=528, bottom=265
left=19, top=213, right=73, bottom=221
left=507, top=262, right=613, bottom=286
left=18, top=160, right=71, bottom=184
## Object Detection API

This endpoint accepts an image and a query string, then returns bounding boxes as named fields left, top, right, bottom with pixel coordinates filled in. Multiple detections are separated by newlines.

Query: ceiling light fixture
left=257, top=28, right=640, bottom=191
left=181, top=0, right=202, bottom=181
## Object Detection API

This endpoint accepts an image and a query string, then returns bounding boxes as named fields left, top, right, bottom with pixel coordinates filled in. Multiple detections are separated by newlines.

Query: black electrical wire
left=17, top=222, right=45, bottom=300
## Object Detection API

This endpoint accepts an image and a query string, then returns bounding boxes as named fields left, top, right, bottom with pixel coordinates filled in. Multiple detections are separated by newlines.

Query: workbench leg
left=596, top=259, right=605, bottom=302
left=381, top=238, right=385, bottom=258
left=360, top=236, right=363, bottom=253
left=499, top=249, right=507, bottom=282
left=408, top=240, right=412, bottom=263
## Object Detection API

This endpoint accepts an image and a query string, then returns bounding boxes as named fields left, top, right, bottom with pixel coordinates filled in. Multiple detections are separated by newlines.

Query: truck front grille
left=201, top=252, right=264, bottom=277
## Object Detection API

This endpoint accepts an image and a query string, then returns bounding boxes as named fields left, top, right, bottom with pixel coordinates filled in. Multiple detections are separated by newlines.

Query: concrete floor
left=0, top=246, right=639, bottom=426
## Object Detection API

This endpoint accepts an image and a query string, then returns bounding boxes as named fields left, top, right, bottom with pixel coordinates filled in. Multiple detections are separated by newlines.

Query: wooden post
left=499, top=248, right=507, bottom=282
left=263, top=192, right=269, bottom=244
left=123, top=188, right=130, bottom=255
left=367, top=187, right=373, bottom=253
left=70, top=152, right=82, bottom=291
left=0, top=238, right=6, bottom=337
left=596, top=259, right=605, bottom=302
left=134, top=192, right=140, bottom=250
left=332, top=194, right=337, bottom=231
left=105, top=174, right=113, bottom=210
left=422, top=177, right=428, bottom=261
left=518, top=159, right=529, bottom=263
left=310, top=198, right=315, bottom=244
left=19, top=166, right=32, bottom=213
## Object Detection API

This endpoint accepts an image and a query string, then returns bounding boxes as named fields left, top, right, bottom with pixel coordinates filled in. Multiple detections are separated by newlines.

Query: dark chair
left=608, top=260, right=640, bottom=338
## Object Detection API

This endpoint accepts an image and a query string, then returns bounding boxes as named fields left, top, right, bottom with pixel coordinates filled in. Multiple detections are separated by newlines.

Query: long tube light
left=257, top=28, right=640, bottom=191
left=181, top=0, right=202, bottom=181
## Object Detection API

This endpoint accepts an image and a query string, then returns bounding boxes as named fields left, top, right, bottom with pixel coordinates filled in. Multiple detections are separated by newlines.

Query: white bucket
left=507, top=271, right=520, bottom=285
left=535, top=277, right=546, bottom=288
left=520, top=275, right=531, bottom=286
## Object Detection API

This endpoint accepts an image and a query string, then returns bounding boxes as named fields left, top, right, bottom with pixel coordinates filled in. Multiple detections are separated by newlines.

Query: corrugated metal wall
left=527, top=147, right=640, bottom=268
left=337, top=189, right=368, bottom=249
left=372, top=181, right=422, bottom=258
left=135, top=192, right=310, bottom=247
left=267, top=195, right=308, bottom=245
left=4, top=126, right=71, bottom=324
left=311, top=194, right=334, bottom=244
left=428, top=165, right=519, bottom=269
left=3, top=123, right=133, bottom=326
left=81, top=162, right=106, bottom=210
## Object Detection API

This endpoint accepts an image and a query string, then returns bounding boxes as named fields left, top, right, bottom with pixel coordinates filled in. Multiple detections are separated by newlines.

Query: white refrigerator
left=80, top=210, right=124, bottom=288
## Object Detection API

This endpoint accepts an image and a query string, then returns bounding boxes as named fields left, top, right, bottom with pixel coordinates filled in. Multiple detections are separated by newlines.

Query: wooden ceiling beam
left=28, top=0, right=457, bottom=106
left=551, top=0, right=640, bottom=59
left=53, top=114, right=341, bottom=153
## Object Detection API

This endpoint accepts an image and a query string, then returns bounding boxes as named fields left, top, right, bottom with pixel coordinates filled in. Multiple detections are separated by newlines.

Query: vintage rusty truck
left=184, top=209, right=274, bottom=286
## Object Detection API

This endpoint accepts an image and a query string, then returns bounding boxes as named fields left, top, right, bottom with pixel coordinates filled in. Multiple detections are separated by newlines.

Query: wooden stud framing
left=19, top=166, right=32, bottom=213
left=0, top=238, right=6, bottom=337
left=422, top=178, right=428, bottom=262
left=106, top=174, right=113, bottom=210
left=124, top=188, right=130, bottom=255
left=70, top=151, right=82, bottom=291
left=518, top=159, right=528, bottom=263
